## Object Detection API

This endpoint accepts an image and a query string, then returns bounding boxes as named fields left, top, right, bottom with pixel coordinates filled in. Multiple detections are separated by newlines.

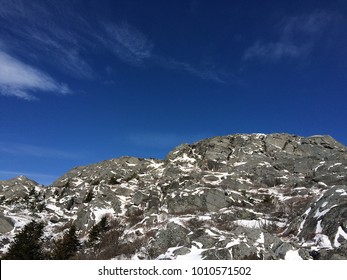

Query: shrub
left=117, top=237, right=146, bottom=256
left=108, top=176, right=119, bottom=185
left=84, top=189, right=94, bottom=203
left=184, top=217, right=205, bottom=229
left=262, top=194, right=273, bottom=204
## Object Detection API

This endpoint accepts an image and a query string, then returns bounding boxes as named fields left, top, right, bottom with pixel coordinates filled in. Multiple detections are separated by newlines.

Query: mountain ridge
left=1, top=133, right=347, bottom=259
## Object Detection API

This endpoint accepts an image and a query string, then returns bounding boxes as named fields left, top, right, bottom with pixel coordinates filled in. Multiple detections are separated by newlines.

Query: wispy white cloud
left=27, top=30, right=95, bottom=79
left=155, top=56, right=233, bottom=83
left=0, top=50, right=70, bottom=100
left=0, top=0, right=95, bottom=80
left=101, top=22, right=153, bottom=64
left=244, top=41, right=304, bottom=61
left=244, top=11, right=336, bottom=61
left=100, top=21, right=232, bottom=83
left=280, top=11, right=334, bottom=40
left=0, top=142, right=80, bottom=159
left=0, top=1, right=233, bottom=89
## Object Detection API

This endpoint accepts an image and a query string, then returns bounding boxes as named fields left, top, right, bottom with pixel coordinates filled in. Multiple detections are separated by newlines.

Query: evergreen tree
left=51, top=225, right=80, bottom=259
left=88, top=215, right=109, bottom=245
left=99, top=215, right=109, bottom=231
left=88, top=224, right=101, bottom=245
left=2, top=220, right=44, bottom=260
left=83, top=189, right=94, bottom=203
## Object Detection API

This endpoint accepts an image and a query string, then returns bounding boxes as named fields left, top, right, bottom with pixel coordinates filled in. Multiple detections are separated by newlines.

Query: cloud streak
left=101, top=22, right=153, bottom=65
left=244, top=41, right=304, bottom=61
left=280, top=11, right=334, bottom=40
left=0, top=0, right=95, bottom=80
left=27, top=30, right=95, bottom=79
left=0, top=142, right=81, bottom=159
left=0, top=50, right=70, bottom=100
left=155, top=57, right=234, bottom=84
left=0, top=0, right=234, bottom=99
left=244, top=11, right=335, bottom=61
left=100, top=22, right=231, bottom=83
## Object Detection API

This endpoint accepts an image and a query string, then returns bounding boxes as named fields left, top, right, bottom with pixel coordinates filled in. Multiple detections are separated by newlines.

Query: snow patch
left=318, top=181, right=328, bottom=187
left=192, top=241, right=203, bottom=249
left=314, top=161, right=326, bottom=172
left=236, top=178, right=253, bottom=185
left=314, top=234, right=332, bottom=249
left=298, top=207, right=311, bottom=233
left=72, top=178, right=84, bottom=186
left=156, top=246, right=205, bottom=260
left=205, top=229, right=218, bottom=237
left=233, top=219, right=261, bottom=229
left=257, top=161, right=272, bottom=168
left=256, top=232, right=265, bottom=244
left=226, top=239, right=241, bottom=248
left=93, top=208, right=115, bottom=223
left=233, top=161, right=247, bottom=167
left=328, top=163, right=342, bottom=170
left=176, top=247, right=205, bottom=260
left=172, top=153, right=196, bottom=163
left=285, top=250, right=303, bottom=260
left=314, top=205, right=337, bottom=219
left=334, top=226, right=347, bottom=247
left=315, top=220, right=323, bottom=233
left=46, top=204, right=61, bottom=212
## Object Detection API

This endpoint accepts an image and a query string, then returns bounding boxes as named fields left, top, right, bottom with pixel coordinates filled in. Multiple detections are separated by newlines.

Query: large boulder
left=297, top=185, right=347, bottom=250
left=149, top=222, right=190, bottom=258
left=0, top=215, right=14, bottom=234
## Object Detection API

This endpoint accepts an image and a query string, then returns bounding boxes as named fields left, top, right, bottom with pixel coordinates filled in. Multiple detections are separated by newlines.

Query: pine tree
left=51, top=225, right=80, bottom=259
left=99, top=215, right=109, bottom=231
left=2, top=220, right=44, bottom=260
left=88, top=224, right=101, bottom=244
left=83, top=189, right=94, bottom=203
left=88, top=215, right=109, bottom=245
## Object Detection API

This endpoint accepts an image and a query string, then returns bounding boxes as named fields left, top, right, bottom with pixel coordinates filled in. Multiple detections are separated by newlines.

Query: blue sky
left=0, top=0, right=346, bottom=185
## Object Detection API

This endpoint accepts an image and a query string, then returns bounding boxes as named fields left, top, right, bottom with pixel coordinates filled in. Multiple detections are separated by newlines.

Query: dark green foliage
left=74, top=217, right=125, bottom=259
left=263, top=194, right=272, bottom=204
left=99, top=216, right=108, bottom=230
left=91, top=179, right=100, bottom=185
left=2, top=220, right=44, bottom=260
left=66, top=198, right=75, bottom=210
left=88, top=215, right=109, bottom=244
left=36, top=202, right=46, bottom=212
left=84, top=189, right=94, bottom=203
left=88, top=224, right=101, bottom=244
left=51, top=225, right=80, bottom=259
left=29, top=187, right=36, bottom=196
left=108, top=176, right=119, bottom=185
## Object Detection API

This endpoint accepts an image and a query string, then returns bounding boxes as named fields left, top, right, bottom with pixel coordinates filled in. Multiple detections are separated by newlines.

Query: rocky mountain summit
left=1, top=133, right=347, bottom=259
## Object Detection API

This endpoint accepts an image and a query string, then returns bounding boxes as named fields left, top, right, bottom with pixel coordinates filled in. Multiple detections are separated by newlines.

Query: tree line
left=2, top=220, right=80, bottom=260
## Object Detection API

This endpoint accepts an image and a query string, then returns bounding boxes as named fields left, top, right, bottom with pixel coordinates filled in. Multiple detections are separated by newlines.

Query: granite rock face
left=1, top=133, right=346, bottom=259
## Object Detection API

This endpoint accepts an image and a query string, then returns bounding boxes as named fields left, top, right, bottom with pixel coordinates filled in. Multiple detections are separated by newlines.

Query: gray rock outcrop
left=1, top=133, right=346, bottom=259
